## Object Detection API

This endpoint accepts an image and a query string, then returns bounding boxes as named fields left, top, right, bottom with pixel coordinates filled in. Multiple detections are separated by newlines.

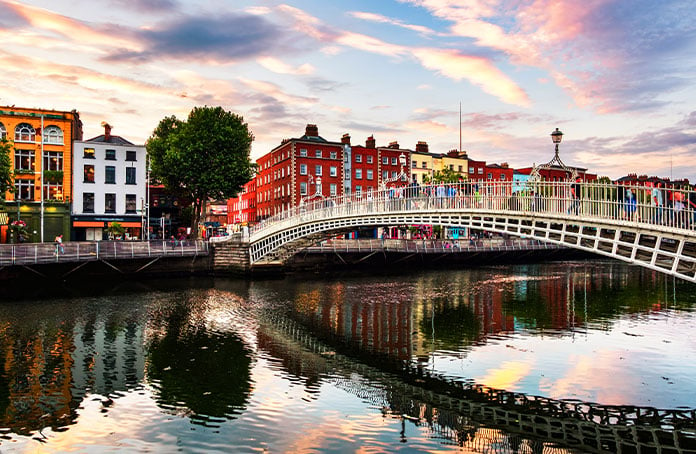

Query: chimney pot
left=305, top=124, right=318, bottom=137
left=366, top=135, right=376, bottom=149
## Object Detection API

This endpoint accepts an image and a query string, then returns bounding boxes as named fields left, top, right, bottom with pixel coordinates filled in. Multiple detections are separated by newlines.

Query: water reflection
left=1, top=261, right=695, bottom=453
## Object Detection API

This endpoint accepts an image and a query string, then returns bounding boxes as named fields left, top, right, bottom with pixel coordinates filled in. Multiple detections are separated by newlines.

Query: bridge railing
left=250, top=181, right=696, bottom=239
left=306, top=238, right=561, bottom=254
left=0, top=239, right=209, bottom=266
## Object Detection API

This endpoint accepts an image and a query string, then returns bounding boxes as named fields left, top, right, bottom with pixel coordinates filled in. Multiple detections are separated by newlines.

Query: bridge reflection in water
left=1, top=265, right=695, bottom=452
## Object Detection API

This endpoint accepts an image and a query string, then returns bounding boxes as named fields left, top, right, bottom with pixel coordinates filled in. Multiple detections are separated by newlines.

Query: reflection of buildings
left=292, top=283, right=415, bottom=360
left=0, top=306, right=147, bottom=435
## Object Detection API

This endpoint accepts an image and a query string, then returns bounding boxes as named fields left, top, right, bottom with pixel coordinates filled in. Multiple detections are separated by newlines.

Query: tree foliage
left=424, top=167, right=465, bottom=184
left=0, top=138, right=13, bottom=201
left=147, top=106, right=256, bottom=235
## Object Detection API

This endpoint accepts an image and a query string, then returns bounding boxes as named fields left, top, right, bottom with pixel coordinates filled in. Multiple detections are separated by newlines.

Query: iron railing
left=0, top=239, right=209, bottom=266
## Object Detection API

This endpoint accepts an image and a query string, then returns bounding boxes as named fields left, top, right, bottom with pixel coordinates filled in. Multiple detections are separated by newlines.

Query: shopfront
left=71, top=216, right=143, bottom=241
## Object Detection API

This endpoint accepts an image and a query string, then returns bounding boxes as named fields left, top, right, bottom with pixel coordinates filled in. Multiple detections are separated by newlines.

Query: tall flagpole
left=459, top=102, right=462, bottom=152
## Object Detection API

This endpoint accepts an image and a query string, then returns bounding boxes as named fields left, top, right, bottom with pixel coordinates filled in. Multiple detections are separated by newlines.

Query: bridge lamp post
left=551, top=127, right=563, bottom=157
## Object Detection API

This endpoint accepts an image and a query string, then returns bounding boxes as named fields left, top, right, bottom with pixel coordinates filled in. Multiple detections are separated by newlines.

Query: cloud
left=0, top=1, right=29, bottom=28
left=348, top=11, right=440, bottom=36
left=110, top=0, right=178, bottom=12
left=257, top=57, right=314, bottom=75
left=105, top=13, right=282, bottom=63
left=411, top=48, right=531, bottom=107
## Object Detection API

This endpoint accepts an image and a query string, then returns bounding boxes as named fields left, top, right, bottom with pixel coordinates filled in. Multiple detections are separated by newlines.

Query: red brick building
left=343, top=134, right=411, bottom=196
left=485, top=163, right=514, bottom=182
left=227, top=179, right=257, bottom=225
left=256, top=124, right=344, bottom=220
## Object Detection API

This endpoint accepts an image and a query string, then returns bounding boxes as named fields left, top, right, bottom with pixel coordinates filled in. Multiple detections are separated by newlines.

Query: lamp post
left=39, top=114, right=44, bottom=242
left=529, top=128, right=576, bottom=182
left=300, top=174, right=324, bottom=205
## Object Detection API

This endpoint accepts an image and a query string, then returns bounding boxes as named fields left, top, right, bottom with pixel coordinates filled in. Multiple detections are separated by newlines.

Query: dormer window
left=15, top=123, right=36, bottom=142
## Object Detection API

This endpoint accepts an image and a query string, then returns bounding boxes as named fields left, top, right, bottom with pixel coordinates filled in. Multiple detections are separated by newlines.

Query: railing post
left=96, top=241, right=100, bottom=260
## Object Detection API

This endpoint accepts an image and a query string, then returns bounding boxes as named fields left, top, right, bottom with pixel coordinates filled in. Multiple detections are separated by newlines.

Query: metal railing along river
left=0, top=239, right=209, bottom=266
left=305, top=238, right=562, bottom=254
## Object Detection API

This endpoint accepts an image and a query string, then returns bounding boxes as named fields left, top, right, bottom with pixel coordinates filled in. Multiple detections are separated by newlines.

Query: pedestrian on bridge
left=54, top=234, right=64, bottom=255
left=568, top=178, right=581, bottom=215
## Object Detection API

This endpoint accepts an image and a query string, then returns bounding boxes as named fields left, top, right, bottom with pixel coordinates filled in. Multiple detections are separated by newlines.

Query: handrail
left=0, top=239, right=209, bottom=266
left=250, top=180, right=696, bottom=241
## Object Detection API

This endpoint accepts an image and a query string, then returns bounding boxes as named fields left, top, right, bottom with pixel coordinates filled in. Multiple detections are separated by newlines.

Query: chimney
left=501, top=162, right=509, bottom=168
left=366, top=135, right=376, bottom=149
left=102, top=122, right=112, bottom=142
left=415, top=141, right=428, bottom=153
left=447, top=149, right=458, bottom=157
left=388, top=141, right=399, bottom=149
left=305, top=124, right=318, bottom=137
left=341, top=133, right=351, bottom=145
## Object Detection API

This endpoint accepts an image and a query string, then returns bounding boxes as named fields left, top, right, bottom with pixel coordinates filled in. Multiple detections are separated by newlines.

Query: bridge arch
left=246, top=182, right=696, bottom=282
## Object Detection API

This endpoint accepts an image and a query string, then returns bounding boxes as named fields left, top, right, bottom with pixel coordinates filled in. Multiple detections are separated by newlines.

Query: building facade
left=72, top=123, right=147, bottom=240
left=0, top=106, right=82, bottom=243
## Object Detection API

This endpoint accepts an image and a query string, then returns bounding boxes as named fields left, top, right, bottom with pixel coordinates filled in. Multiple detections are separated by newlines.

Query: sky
left=1, top=0, right=695, bottom=180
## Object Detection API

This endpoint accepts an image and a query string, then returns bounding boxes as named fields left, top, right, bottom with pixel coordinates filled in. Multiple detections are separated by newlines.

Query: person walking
left=54, top=234, right=64, bottom=255
left=568, top=178, right=581, bottom=215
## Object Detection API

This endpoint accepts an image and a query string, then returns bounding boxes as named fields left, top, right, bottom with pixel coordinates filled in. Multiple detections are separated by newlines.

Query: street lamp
left=300, top=174, right=324, bottom=205
left=529, top=127, right=576, bottom=181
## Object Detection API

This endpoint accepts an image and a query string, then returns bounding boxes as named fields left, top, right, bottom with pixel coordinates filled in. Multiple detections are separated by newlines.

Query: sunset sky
left=1, top=0, right=694, bottom=179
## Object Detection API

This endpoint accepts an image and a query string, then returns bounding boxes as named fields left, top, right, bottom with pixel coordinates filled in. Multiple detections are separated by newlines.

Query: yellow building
left=0, top=106, right=82, bottom=243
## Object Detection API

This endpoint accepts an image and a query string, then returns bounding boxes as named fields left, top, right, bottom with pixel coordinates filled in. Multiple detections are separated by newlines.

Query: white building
left=72, top=123, right=147, bottom=240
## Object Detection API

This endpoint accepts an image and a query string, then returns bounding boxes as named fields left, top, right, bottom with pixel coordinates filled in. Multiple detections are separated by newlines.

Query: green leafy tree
left=147, top=107, right=255, bottom=236
left=424, top=167, right=465, bottom=184
left=0, top=138, right=13, bottom=202
left=107, top=221, right=125, bottom=239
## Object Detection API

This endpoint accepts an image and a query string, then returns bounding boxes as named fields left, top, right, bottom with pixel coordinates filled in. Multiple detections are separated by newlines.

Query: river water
left=1, top=260, right=695, bottom=453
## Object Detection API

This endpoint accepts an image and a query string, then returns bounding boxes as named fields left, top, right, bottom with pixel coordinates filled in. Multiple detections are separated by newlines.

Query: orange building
left=0, top=106, right=83, bottom=243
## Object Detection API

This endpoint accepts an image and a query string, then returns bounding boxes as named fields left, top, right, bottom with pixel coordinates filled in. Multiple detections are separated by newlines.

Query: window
left=43, top=125, right=63, bottom=144
left=125, top=194, right=137, bottom=213
left=14, top=149, right=35, bottom=171
left=43, top=151, right=63, bottom=171
left=355, top=185, right=362, bottom=194
left=411, top=161, right=416, bottom=168
left=300, top=148, right=307, bottom=157
left=84, top=165, right=95, bottom=183
left=392, top=171, right=397, bottom=178
left=478, top=168, right=483, bottom=174
left=83, top=193, right=95, bottom=213
left=300, top=164, right=307, bottom=175
left=366, top=169, right=373, bottom=180
left=330, top=166, right=337, bottom=177
left=0, top=122, right=5, bottom=140
left=14, top=123, right=35, bottom=142
left=345, top=169, right=350, bottom=180
left=422, top=162, right=427, bottom=169
left=450, top=165, right=454, bottom=170
left=382, top=170, right=388, bottom=179
left=458, top=165, right=463, bottom=172
left=355, top=154, right=362, bottom=163
left=300, top=182, right=307, bottom=195
left=43, top=182, right=63, bottom=201
left=105, top=193, right=116, bottom=213
left=105, top=149, right=116, bottom=160
left=391, top=157, right=397, bottom=165
left=315, top=150, right=322, bottom=158
left=84, top=148, right=95, bottom=159
left=469, top=167, right=474, bottom=173
left=15, top=180, right=34, bottom=200
left=105, top=166, right=116, bottom=184
left=330, top=151, right=337, bottom=159
left=500, top=174, right=506, bottom=180
left=355, top=169, right=362, bottom=179
left=126, top=150, right=137, bottom=162
left=366, top=156, right=373, bottom=164
left=330, top=183, right=337, bottom=196
left=487, top=173, right=493, bottom=179
left=315, top=165, right=322, bottom=176
left=382, top=157, right=388, bottom=165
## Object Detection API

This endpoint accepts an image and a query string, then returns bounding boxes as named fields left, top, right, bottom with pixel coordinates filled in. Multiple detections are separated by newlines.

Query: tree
left=107, top=221, right=125, bottom=239
left=147, top=107, right=256, bottom=237
left=0, top=138, right=13, bottom=202
left=424, top=167, right=464, bottom=184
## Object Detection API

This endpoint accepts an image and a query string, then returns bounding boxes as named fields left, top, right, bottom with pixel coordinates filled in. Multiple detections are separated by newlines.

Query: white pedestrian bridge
left=242, top=181, right=696, bottom=283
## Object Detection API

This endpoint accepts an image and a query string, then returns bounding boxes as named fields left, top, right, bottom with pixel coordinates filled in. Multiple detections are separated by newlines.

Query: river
left=1, top=260, right=695, bottom=453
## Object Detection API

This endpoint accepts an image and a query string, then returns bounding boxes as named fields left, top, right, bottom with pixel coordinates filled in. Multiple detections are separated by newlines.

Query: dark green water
left=1, top=261, right=695, bottom=453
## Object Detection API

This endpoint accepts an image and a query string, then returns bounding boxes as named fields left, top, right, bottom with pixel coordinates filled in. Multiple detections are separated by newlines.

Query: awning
left=73, top=221, right=105, bottom=227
